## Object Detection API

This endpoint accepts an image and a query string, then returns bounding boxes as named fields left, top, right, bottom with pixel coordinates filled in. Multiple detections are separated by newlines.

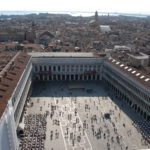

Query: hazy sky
left=0, top=0, right=150, bottom=13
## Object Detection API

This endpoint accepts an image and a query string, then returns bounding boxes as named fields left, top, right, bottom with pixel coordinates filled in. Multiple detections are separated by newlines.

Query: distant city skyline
left=0, top=0, right=150, bottom=14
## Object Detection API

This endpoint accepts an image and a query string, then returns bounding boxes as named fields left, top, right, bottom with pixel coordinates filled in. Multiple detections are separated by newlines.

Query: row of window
left=34, top=65, right=101, bottom=72
left=36, top=74, right=101, bottom=81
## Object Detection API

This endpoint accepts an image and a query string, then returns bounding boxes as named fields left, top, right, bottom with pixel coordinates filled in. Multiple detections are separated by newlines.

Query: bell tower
left=95, top=11, right=99, bottom=24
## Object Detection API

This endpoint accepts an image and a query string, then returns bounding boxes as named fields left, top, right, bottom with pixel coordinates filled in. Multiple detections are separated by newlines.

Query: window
left=40, top=66, right=42, bottom=71
left=67, top=65, right=70, bottom=71
left=58, top=66, right=61, bottom=71
left=53, top=66, right=56, bottom=71
left=49, top=66, right=51, bottom=71
left=62, top=65, right=65, bottom=71
left=35, top=66, right=38, bottom=72
left=44, top=66, right=47, bottom=71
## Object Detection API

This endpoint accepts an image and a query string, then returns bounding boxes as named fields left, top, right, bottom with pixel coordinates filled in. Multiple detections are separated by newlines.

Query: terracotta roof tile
left=0, top=52, right=30, bottom=119
left=107, top=58, right=150, bottom=90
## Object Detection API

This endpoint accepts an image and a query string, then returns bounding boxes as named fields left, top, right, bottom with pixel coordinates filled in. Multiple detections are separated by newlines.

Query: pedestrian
left=72, top=139, right=74, bottom=146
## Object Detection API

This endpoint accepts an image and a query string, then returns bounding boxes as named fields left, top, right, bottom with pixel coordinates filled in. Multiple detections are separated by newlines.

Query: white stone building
left=128, top=52, right=149, bottom=67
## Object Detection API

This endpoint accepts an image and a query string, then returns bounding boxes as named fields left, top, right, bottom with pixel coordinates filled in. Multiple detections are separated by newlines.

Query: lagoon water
left=0, top=10, right=148, bottom=18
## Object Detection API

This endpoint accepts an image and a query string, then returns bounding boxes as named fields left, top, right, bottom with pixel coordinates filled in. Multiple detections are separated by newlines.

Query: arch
left=40, top=74, right=42, bottom=81
left=97, top=75, right=100, bottom=80
left=137, top=107, right=140, bottom=113
left=57, top=75, right=60, bottom=80
left=140, top=110, right=143, bottom=116
left=62, top=75, right=65, bottom=81
left=88, top=75, right=91, bottom=80
left=49, top=75, right=52, bottom=81
left=66, top=75, right=69, bottom=81
left=79, top=75, right=81, bottom=80
left=129, top=100, right=132, bottom=106
left=147, top=115, right=150, bottom=122
left=75, top=75, right=78, bottom=80
left=93, top=75, right=95, bottom=80
left=134, top=104, right=137, bottom=111
left=126, top=99, right=129, bottom=104
left=49, top=66, right=51, bottom=71
left=53, top=75, right=56, bottom=80
left=84, top=75, right=86, bottom=80
left=143, top=112, right=147, bottom=119
left=71, top=75, right=74, bottom=80
left=35, top=76, right=39, bottom=81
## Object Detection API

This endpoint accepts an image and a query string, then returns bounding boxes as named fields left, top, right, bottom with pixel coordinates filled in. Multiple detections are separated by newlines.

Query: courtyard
left=19, top=81, right=150, bottom=150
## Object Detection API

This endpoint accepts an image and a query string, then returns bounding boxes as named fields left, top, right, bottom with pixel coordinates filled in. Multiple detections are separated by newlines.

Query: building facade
left=31, top=54, right=104, bottom=81
left=102, top=60, right=150, bottom=121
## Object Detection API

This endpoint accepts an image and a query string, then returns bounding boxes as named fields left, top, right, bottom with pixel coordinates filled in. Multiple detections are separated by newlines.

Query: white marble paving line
left=70, top=96, right=94, bottom=150
left=54, top=97, right=68, bottom=150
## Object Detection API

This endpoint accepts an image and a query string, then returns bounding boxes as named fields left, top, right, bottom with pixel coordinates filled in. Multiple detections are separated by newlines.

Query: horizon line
left=0, top=10, right=150, bottom=17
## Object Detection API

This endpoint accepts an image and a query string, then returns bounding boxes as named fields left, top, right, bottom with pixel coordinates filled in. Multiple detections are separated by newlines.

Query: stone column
left=95, top=75, right=97, bottom=80
left=83, top=64, right=85, bottom=72
left=87, top=75, right=89, bottom=81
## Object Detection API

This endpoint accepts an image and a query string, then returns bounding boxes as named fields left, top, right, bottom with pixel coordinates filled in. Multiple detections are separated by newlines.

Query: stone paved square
left=20, top=81, right=150, bottom=150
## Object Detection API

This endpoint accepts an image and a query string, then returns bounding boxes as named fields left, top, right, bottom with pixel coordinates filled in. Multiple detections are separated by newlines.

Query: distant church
left=89, top=11, right=100, bottom=27
left=95, top=11, right=99, bottom=24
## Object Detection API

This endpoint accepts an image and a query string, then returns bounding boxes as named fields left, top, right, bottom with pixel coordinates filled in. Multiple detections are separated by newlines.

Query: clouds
left=0, top=0, right=150, bottom=13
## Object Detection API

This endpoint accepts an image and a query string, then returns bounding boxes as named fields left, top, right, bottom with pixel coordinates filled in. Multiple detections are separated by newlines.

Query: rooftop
left=107, top=58, right=150, bottom=90
left=128, top=52, right=149, bottom=59
left=28, top=52, right=99, bottom=58
left=0, top=52, right=30, bottom=118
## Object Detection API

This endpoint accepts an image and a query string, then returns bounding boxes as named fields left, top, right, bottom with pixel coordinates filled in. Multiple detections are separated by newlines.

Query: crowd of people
left=19, top=114, right=47, bottom=150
